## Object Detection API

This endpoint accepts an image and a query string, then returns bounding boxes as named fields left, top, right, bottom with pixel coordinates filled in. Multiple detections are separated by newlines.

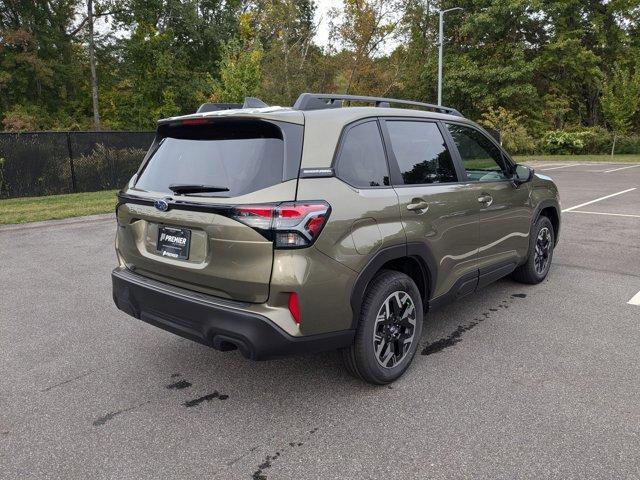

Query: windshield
left=135, top=120, right=285, bottom=197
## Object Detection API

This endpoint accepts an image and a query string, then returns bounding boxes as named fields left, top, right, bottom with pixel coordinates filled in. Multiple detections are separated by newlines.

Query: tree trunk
left=611, top=132, right=617, bottom=157
left=88, top=0, right=101, bottom=129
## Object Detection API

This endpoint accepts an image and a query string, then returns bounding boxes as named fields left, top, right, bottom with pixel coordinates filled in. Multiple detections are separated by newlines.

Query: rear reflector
left=288, top=292, right=301, bottom=324
left=231, top=202, right=330, bottom=248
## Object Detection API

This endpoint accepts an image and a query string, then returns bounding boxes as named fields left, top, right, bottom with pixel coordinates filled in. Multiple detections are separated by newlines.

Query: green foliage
left=1, top=0, right=640, bottom=141
left=253, top=0, right=331, bottom=105
left=479, top=107, right=534, bottom=154
left=533, top=127, right=640, bottom=155
left=601, top=64, right=640, bottom=154
left=539, top=130, right=596, bottom=155
left=1, top=105, right=42, bottom=131
left=601, top=66, right=640, bottom=135
left=0, top=2, right=91, bottom=129
left=210, top=36, right=263, bottom=103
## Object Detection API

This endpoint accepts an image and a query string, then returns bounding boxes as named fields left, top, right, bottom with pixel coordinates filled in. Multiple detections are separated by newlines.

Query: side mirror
left=512, top=164, right=534, bottom=186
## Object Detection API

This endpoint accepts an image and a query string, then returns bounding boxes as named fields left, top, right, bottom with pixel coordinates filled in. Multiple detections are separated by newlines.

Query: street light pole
left=437, top=7, right=463, bottom=106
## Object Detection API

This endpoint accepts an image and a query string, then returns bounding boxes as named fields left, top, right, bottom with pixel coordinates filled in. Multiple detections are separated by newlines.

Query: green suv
left=112, top=93, right=560, bottom=384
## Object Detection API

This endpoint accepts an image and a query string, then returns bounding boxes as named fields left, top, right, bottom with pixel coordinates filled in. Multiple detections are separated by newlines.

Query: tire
left=511, top=215, right=555, bottom=284
left=342, top=270, right=423, bottom=385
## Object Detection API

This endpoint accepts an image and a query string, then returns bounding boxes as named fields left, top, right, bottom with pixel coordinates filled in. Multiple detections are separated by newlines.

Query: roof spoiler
left=292, top=93, right=462, bottom=116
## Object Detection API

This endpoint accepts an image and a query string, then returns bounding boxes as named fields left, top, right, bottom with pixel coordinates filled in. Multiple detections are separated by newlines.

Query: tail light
left=230, top=202, right=330, bottom=248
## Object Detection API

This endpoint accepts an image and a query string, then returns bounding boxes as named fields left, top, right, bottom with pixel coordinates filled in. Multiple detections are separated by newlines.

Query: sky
left=313, top=0, right=343, bottom=47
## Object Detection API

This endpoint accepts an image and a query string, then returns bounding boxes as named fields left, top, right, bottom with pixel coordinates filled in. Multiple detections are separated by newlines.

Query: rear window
left=135, top=120, right=300, bottom=197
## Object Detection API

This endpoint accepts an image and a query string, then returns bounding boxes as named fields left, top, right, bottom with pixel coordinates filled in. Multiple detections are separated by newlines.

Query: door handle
left=406, top=199, right=429, bottom=214
left=477, top=194, right=493, bottom=206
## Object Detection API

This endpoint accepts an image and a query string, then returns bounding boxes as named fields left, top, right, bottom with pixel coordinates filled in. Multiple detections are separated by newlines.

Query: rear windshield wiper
left=168, top=184, right=230, bottom=195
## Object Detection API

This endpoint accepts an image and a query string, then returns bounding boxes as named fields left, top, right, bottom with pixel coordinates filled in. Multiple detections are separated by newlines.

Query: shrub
left=539, top=130, right=596, bottom=154
left=479, top=107, right=535, bottom=154
left=615, top=135, right=640, bottom=154
left=502, top=126, right=536, bottom=154
left=538, top=127, right=640, bottom=155
left=0, top=133, right=72, bottom=198
left=1, top=105, right=41, bottom=131
left=73, top=144, right=146, bottom=192
left=574, top=127, right=612, bottom=154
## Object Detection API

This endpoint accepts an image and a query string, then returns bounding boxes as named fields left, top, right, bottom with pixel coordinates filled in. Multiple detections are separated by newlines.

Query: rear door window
left=135, top=120, right=298, bottom=197
left=335, top=121, right=390, bottom=188
left=386, top=121, right=457, bottom=184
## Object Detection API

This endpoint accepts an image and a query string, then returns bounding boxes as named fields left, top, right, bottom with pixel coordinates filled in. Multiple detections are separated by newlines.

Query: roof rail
left=292, top=93, right=462, bottom=117
left=197, top=102, right=242, bottom=113
left=196, top=97, right=269, bottom=113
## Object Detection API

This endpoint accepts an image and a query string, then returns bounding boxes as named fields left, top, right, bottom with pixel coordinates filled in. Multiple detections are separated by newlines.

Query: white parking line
left=564, top=210, right=640, bottom=218
left=628, top=291, right=640, bottom=306
left=525, top=162, right=559, bottom=168
left=562, top=188, right=637, bottom=212
left=538, top=164, right=580, bottom=171
left=603, top=164, right=640, bottom=173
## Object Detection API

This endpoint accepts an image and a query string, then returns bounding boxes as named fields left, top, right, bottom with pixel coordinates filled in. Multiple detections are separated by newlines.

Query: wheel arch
left=349, top=243, right=437, bottom=328
left=532, top=199, right=560, bottom=245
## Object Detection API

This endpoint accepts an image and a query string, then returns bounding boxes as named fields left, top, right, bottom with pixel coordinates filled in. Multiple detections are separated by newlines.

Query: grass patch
left=0, top=190, right=117, bottom=225
left=513, top=154, right=640, bottom=163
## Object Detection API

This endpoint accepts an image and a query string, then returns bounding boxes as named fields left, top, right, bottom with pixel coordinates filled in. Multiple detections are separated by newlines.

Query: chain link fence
left=0, top=131, right=155, bottom=198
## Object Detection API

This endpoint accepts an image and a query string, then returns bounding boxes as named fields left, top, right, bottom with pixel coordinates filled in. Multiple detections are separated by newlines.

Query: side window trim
left=444, top=120, right=516, bottom=181
left=379, top=117, right=463, bottom=187
left=378, top=118, right=404, bottom=186
left=438, top=120, right=468, bottom=182
left=436, top=121, right=467, bottom=182
left=331, top=117, right=392, bottom=190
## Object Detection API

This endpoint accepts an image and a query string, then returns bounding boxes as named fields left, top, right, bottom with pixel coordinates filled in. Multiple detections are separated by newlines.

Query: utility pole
left=88, top=0, right=101, bottom=129
left=437, top=7, right=463, bottom=106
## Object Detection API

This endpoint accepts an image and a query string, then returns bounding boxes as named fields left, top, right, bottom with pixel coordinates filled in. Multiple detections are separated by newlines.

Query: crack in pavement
left=41, top=370, right=93, bottom=393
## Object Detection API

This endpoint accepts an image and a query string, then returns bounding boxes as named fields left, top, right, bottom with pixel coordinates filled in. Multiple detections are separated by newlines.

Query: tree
left=601, top=66, right=640, bottom=156
left=1, top=0, right=640, bottom=139
left=87, top=0, right=101, bottom=129
left=210, top=38, right=263, bottom=103
left=251, top=0, right=327, bottom=105
left=0, top=0, right=88, bottom=129
left=328, top=0, right=407, bottom=95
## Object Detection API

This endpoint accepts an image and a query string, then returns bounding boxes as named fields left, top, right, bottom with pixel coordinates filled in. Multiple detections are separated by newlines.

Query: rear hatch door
left=115, top=114, right=304, bottom=303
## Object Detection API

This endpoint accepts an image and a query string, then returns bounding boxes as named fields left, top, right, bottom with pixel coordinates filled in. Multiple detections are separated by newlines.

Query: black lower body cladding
left=111, top=268, right=354, bottom=360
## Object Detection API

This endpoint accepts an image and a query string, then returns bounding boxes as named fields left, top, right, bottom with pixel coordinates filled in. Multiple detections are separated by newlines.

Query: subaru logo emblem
left=154, top=199, right=169, bottom=212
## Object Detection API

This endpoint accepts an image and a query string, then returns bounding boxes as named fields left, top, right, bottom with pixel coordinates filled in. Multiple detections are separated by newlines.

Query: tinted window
left=387, top=121, right=457, bottom=184
left=446, top=124, right=509, bottom=182
left=336, top=121, right=390, bottom=188
left=135, top=120, right=286, bottom=197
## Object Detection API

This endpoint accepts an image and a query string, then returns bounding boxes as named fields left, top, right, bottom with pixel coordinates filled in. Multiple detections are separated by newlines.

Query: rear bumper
left=111, top=268, right=354, bottom=360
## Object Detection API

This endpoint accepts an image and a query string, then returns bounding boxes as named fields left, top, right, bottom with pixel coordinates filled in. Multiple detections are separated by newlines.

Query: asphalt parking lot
left=1, top=163, right=639, bottom=479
